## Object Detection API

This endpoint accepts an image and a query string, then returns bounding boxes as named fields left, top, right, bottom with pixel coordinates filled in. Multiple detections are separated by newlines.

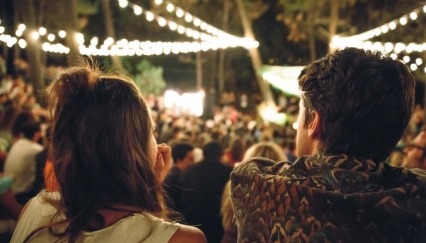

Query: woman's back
left=12, top=192, right=182, bottom=243
left=11, top=65, right=206, bottom=243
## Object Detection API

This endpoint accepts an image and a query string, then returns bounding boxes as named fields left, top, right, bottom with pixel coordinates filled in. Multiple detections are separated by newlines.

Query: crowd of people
left=0, top=48, right=426, bottom=242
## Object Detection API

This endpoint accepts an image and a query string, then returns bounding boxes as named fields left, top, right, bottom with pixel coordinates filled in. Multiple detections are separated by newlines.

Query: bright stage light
left=164, top=90, right=204, bottom=117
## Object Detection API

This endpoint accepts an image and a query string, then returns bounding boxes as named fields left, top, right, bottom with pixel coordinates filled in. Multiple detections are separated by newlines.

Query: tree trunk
left=235, top=0, right=275, bottom=108
left=328, top=0, right=339, bottom=53
left=101, top=0, right=123, bottom=72
left=60, top=0, right=81, bottom=65
left=38, top=0, right=47, bottom=73
left=13, top=7, right=20, bottom=65
left=307, top=6, right=317, bottom=61
left=196, top=51, right=203, bottom=90
left=218, top=0, right=231, bottom=94
left=13, top=0, right=46, bottom=106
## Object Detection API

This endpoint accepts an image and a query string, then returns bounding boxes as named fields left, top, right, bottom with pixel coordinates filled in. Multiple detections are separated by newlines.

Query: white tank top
left=11, top=192, right=181, bottom=242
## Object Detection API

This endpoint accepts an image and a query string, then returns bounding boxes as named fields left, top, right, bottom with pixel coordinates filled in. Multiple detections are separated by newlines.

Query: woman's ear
left=308, top=111, right=321, bottom=138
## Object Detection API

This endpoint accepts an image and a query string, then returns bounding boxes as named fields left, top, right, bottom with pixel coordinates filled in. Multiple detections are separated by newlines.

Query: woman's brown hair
left=26, top=64, right=166, bottom=242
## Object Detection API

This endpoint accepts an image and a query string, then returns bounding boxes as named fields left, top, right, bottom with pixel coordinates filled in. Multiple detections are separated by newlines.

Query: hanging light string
left=331, top=4, right=426, bottom=49
left=0, top=21, right=70, bottom=54
left=341, top=41, right=426, bottom=54
left=0, top=0, right=260, bottom=56
left=150, top=0, right=239, bottom=41
left=116, top=0, right=258, bottom=49
left=0, top=19, right=257, bottom=56
left=343, top=40, right=425, bottom=73
left=118, top=0, right=219, bottom=42
left=330, top=4, right=426, bottom=73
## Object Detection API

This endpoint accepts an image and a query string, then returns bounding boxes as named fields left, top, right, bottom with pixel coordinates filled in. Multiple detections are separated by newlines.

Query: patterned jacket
left=231, top=154, right=426, bottom=243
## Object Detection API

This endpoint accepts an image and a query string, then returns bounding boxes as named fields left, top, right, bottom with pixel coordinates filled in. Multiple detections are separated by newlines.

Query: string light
left=117, top=0, right=217, bottom=42
left=158, top=17, right=167, bottom=27
left=166, top=3, right=174, bottom=12
left=153, top=0, right=231, bottom=38
left=18, top=39, right=26, bottom=48
left=16, top=30, right=23, bottom=37
left=42, top=42, right=70, bottom=54
left=90, top=37, right=98, bottom=46
left=0, top=0, right=261, bottom=57
left=0, top=21, right=256, bottom=57
left=184, top=14, right=193, bottom=23
left=47, top=33, right=55, bottom=42
left=118, top=0, right=128, bottom=8
left=176, top=8, right=184, bottom=18
left=132, top=0, right=258, bottom=48
left=133, top=6, right=142, bottom=15
left=16, top=24, right=25, bottom=37
left=78, top=39, right=247, bottom=56
left=121, top=1, right=218, bottom=42
left=31, top=31, right=40, bottom=40
left=336, top=40, right=426, bottom=54
left=403, top=56, right=410, bottom=63
left=331, top=4, right=426, bottom=50
left=330, top=4, right=426, bottom=73
left=38, top=27, right=47, bottom=36
left=168, top=22, right=177, bottom=31
left=330, top=39, right=426, bottom=73
left=388, top=22, right=397, bottom=30
left=58, top=30, right=66, bottom=38
left=146, top=12, right=155, bottom=22
left=75, top=32, right=85, bottom=45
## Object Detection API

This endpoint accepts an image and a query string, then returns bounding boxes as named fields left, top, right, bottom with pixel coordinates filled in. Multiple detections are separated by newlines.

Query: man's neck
left=175, top=162, right=186, bottom=171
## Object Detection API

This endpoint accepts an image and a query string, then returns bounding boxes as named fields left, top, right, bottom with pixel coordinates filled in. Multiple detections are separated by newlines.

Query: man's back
left=180, top=159, right=233, bottom=243
left=163, top=166, right=183, bottom=212
left=4, top=138, right=43, bottom=194
left=232, top=155, right=426, bottom=242
left=231, top=48, right=420, bottom=242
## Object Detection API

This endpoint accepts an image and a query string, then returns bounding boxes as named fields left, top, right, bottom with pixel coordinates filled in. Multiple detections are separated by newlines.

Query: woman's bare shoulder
left=168, top=224, right=207, bottom=243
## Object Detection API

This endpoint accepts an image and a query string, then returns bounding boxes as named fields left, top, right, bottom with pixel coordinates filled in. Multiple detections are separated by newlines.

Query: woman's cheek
left=150, top=135, right=158, bottom=164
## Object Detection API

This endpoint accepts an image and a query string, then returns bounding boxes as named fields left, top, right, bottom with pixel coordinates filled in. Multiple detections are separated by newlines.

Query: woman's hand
left=155, top=143, right=172, bottom=183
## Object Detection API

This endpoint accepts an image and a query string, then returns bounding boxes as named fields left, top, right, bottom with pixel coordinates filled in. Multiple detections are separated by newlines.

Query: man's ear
left=33, top=131, right=42, bottom=143
left=308, top=111, right=321, bottom=138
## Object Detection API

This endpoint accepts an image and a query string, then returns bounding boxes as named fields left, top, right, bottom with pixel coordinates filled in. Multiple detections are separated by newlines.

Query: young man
left=163, top=142, right=195, bottom=212
left=180, top=141, right=233, bottom=243
left=231, top=48, right=426, bottom=242
left=4, top=121, right=43, bottom=204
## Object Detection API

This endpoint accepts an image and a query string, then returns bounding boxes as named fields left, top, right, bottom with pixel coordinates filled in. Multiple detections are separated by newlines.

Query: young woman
left=11, top=65, right=206, bottom=243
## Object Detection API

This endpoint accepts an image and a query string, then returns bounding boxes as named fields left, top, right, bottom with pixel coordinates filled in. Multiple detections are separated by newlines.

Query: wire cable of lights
left=117, top=0, right=218, bottom=42
left=0, top=0, right=260, bottom=55
left=0, top=21, right=70, bottom=54
left=0, top=20, right=254, bottom=56
left=342, top=40, right=426, bottom=72
left=151, top=0, right=237, bottom=40
left=331, top=4, right=426, bottom=50
left=116, top=0, right=258, bottom=49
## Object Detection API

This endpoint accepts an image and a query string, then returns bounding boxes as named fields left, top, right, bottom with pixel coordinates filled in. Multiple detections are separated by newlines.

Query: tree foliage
left=125, top=58, right=166, bottom=96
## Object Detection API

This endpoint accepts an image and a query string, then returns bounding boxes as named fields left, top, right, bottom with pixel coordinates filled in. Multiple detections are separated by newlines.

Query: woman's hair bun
left=55, top=66, right=100, bottom=107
